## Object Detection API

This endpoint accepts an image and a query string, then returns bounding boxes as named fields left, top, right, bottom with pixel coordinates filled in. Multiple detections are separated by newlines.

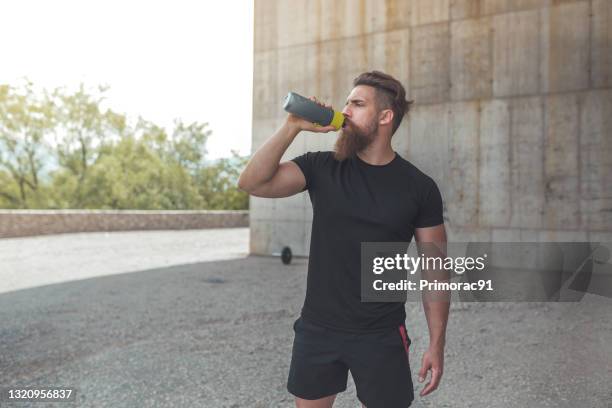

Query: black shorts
left=287, top=316, right=414, bottom=408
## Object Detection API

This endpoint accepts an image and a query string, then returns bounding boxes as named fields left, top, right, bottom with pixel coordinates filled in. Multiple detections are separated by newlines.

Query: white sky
left=0, top=0, right=254, bottom=160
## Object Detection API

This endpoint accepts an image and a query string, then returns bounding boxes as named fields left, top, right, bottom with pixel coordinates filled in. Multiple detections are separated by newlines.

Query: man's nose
left=342, top=106, right=351, bottom=117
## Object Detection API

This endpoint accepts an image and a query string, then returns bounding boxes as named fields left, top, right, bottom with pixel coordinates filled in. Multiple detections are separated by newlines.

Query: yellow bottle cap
left=330, top=111, right=345, bottom=130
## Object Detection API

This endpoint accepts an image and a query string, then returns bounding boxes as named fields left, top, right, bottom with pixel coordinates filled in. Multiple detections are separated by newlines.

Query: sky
left=0, top=0, right=254, bottom=160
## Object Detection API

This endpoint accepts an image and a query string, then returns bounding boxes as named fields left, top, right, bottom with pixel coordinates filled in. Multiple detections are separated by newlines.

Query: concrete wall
left=251, top=0, right=612, bottom=256
left=0, top=210, right=249, bottom=238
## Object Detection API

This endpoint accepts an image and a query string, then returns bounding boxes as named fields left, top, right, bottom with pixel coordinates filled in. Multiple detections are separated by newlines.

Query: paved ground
left=1, top=230, right=611, bottom=407
left=0, top=229, right=249, bottom=294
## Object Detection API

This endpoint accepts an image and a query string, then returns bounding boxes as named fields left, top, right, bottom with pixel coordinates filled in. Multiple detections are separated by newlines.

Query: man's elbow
left=237, top=177, right=251, bottom=194
left=237, top=173, right=260, bottom=194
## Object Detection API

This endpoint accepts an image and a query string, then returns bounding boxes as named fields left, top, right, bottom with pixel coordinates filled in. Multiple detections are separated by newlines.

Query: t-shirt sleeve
left=414, top=179, right=444, bottom=228
left=290, top=151, right=316, bottom=192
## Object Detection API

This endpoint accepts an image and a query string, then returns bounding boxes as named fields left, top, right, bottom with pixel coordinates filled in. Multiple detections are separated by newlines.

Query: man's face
left=333, top=85, right=380, bottom=161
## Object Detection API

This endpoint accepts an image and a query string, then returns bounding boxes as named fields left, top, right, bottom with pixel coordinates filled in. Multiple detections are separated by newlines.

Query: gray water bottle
left=283, top=92, right=345, bottom=130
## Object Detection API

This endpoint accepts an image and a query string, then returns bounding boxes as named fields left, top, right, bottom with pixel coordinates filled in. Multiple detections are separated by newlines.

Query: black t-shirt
left=291, top=150, right=444, bottom=333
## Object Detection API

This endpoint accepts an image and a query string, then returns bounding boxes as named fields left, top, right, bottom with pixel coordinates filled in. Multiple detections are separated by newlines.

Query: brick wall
left=0, top=210, right=249, bottom=238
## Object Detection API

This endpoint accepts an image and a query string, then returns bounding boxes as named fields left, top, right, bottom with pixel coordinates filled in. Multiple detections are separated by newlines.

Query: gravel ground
left=1, top=230, right=611, bottom=407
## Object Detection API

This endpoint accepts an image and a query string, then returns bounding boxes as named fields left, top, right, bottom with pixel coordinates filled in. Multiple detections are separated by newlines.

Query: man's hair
left=352, top=71, right=413, bottom=135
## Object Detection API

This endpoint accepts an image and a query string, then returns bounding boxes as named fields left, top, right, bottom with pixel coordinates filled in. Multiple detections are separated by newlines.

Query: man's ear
left=379, top=109, right=394, bottom=126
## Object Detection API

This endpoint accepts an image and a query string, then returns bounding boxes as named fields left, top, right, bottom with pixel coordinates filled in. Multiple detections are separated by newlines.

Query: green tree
left=49, top=83, right=127, bottom=207
left=171, top=119, right=211, bottom=175
left=195, top=150, right=249, bottom=210
left=138, top=118, right=171, bottom=162
left=1, top=79, right=247, bottom=211
left=138, top=117, right=211, bottom=175
left=68, top=136, right=203, bottom=210
left=0, top=80, right=55, bottom=208
left=0, top=169, right=21, bottom=207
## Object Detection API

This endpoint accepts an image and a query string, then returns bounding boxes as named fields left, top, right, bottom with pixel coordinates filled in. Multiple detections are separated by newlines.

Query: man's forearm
left=420, top=240, right=450, bottom=349
left=422, top=299, right=449, bottom=348
left=238, top=121, right=300, bottom=190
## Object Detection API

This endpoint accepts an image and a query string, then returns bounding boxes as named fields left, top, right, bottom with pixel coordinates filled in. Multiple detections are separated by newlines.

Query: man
left=238, top=71, right=449, bottom=408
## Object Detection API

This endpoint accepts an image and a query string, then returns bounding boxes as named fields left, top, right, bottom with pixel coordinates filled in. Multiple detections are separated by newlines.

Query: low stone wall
left=0, top=210, right=249, bottom=238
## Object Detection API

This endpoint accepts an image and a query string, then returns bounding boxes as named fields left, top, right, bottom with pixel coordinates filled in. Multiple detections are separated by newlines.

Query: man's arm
left=414, top=223, right=449, bottom=397
left=237, top=97, right=336, bottom=198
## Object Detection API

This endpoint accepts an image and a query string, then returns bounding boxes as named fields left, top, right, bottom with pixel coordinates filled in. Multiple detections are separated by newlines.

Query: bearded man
left=238, top=70, right=449, bottom=408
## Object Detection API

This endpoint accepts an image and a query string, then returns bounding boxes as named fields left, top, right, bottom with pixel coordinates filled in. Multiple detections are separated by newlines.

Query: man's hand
left=417, top=344, right=444, bottom=396
left=285, top=96, right=338, bottom=133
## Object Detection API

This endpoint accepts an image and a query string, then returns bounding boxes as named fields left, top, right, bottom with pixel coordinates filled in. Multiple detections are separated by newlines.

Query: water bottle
left=283, top=92, right=345, bottom=130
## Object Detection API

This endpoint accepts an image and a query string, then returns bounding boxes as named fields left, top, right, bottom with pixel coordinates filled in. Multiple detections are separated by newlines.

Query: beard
left=333, top=119, right=378, bottom=161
